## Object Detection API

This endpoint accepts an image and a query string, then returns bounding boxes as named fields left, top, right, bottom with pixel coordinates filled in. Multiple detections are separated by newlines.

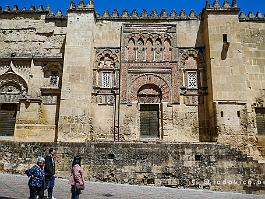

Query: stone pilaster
left=58, top=4, right=95, bottom=142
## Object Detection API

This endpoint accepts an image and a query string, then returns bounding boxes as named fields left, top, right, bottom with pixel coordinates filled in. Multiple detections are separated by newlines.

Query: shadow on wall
left=195, top=18, right=212, bottom=142
left=221, top=42, right=229, bottom=60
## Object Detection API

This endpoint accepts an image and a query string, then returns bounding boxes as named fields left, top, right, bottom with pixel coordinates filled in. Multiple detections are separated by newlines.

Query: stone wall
left=240, top=20, right=265, bottom=157
left=203, top=7, right=265, bottom=159
left=0, top=1, right=264, bottom=164
left=0, top=12, right=66, bottom=142
left=0, top=12, right=66, bottom=58
left=0, top=141, right=264, bottom=194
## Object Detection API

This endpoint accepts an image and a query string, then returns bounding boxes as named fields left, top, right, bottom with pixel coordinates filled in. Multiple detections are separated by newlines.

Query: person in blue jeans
left=25, top=157, right=45, bottom=199
left=44, top=148, right=56, bottom=199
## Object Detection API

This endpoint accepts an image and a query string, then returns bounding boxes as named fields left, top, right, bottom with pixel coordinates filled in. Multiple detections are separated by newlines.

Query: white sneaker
left=52, top=197, right=56, bottom=199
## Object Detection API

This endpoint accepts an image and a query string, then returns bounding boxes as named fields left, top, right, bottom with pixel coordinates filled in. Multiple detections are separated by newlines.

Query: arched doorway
left=137, top=84, right=162, bottom=138
left=0, top=103, right=18, bottom=136
left=0, top=83, right=21, bottom=136
left=0, top=71, right=28, bottom=136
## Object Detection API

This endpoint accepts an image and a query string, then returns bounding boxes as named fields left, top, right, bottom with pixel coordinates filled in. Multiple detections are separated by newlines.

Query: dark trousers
left=71, top=190, right=80, bottom=199
left=29, top=186, right=44, bottom=199
left=71, top=186, right=80, bottom=199
left=46, top=176, right=55, bottom=199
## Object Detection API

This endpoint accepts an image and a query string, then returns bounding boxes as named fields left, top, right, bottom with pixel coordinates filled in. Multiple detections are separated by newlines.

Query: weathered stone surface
left=0, top=1, right=264, bottom=167
left=0, top=141, right=264, bottom=194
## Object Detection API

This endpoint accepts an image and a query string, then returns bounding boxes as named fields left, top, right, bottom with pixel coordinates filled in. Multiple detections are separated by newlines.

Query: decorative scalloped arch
left=0, top=72, right=28, bottom=93
left=96, top=49, right=119, bottom=64
left=179, top=49, right=199, bottom=70
left=128, top=74, right=170, bottom=102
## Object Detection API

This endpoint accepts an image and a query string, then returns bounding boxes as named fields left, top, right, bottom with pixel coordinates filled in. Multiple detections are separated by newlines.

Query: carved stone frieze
left=123, top=24, right=176, bottom=33
left=97, top=94, right=115, bottom=105
left=0, top=93, right=22, bottom=103
left=124, top=32, right=174, bottom=63
left=184, top=96, right=199, bottom=106
left=41, top=95, right=58, bottom=104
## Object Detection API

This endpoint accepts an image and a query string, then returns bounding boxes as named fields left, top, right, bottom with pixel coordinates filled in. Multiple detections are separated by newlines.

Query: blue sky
left=0, top=0, right=264, bottom=15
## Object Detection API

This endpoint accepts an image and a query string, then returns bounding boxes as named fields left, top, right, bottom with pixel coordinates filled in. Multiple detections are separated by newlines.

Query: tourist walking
left=69, top=155, right=85, bottom=199
left=44, top=148, right=56, bottom=199
left=25, top=157, right=46, bottom=199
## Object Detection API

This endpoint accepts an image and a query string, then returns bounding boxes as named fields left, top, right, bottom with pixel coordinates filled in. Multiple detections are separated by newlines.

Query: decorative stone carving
left=146, top=39, right=153, bottom=62
left=128, top=39, right=136, bottom=61
left=94, top=48, right=120, bottom=105
left=0, top=84, right=20, bottom=94
left=184, top=96, right=199, bottom=106
left=129, top=74, right=170, bottom=102
left=125, top=33, right=172, bottom=62
left=155, top=39, right=162, bottom=61
left=164, top=39, right=172, bottom=61
left=41, top=95, right=57, bottom=104
left=0, top=66, right=28, bottom=103
left=137, top=84, right=162, bottom=103
left=179, top=49, right=206, bottom=97
left=96, top=49, right=119, bottom=69
left=121, top=25, right=178, bottom=104
left=180, top=49, right=204, bottom=70
left=137, top=38, right=145, bottom=61
left=97, top=95, right=115, bottom=105
left=185, top=57, right=197, bottom=69
left=0, top=66, right=28, bottom=94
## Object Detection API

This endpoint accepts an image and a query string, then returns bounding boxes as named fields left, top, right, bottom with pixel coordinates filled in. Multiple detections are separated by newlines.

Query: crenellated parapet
left=203, top=0, right=265, bottom=22
left=0, top=4, right=66, bottom=19
left=204, top=0, right=239, bottom=13
left=67, top=0, right=94, bottom=12
left=97, top=8, right=200, bottom=20
left=239, top=11, right=265, bottom=22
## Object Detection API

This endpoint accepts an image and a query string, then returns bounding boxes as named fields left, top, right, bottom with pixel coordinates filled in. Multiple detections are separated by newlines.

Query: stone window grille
left=255, top=108, right=265, bottom=135
left=187, top=71, right=197, bottom=89
left=102, top=72, right=111, bottom=88
left=50, top=71, right=59, bottom=87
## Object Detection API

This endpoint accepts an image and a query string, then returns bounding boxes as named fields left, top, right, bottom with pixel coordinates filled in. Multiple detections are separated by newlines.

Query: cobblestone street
left=0, top=173, right=265, bottom=199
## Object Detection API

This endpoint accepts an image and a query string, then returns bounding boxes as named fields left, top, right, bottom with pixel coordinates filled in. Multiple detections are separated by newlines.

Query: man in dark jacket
left=44, top=148, right=56, bottom=199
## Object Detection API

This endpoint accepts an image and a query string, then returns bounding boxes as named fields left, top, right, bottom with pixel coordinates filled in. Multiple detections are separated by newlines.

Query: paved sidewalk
left=0, top=173, right=265, bottom=199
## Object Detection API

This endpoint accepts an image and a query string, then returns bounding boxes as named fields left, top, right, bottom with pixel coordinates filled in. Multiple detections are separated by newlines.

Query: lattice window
left=102, top=72, right=111, bottom=88
left=50, top=71, right=59, bottom=87
left=187, top=71, right=197, bottom=89
left=256, top=108, right=265, bottom=135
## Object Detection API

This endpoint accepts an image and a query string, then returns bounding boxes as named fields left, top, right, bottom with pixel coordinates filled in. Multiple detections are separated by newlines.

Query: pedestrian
left=44, top=148, right=56, bottom=199
left=25, top=157, right=45, bottom=199
left=69, top=155, right=85, bottom=199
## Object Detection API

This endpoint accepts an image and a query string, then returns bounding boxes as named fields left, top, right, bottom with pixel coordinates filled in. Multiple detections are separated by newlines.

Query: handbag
left=75, top=182, right=85, bottom=190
